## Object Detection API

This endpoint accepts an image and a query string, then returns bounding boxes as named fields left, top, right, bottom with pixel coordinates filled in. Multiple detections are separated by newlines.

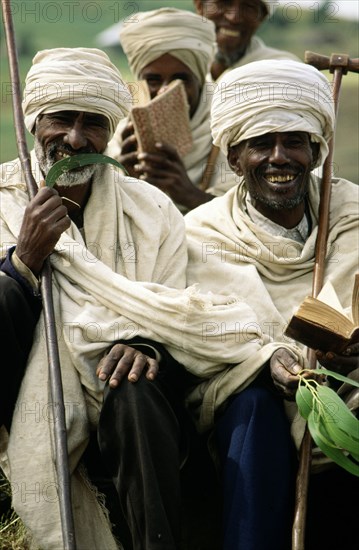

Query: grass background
left=0, top=0, right=358, bottom=181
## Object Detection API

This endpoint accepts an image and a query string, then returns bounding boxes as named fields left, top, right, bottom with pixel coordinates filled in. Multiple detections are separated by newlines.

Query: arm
left=135, top=142, right=214, bottom=210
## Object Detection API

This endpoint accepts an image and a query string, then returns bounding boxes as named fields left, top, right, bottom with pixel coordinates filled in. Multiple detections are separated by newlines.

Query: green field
left=0, top=0, right=358, bottom=181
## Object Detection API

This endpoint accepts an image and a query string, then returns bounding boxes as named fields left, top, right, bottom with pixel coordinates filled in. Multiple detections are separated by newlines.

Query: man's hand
left=270, top=348, right=304, bottom=399
left=16, top=185, right=71, bottom=276
left=96, top=343, right=159, bottom=388
left=315, top=344, right=359, bottom=375
left=135, top=143, right=213, bottom=210
left=118, top=121, right=139, bottom=178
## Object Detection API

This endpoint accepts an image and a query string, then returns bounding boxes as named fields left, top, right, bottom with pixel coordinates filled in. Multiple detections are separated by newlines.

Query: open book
left=284, top=275, right=359, bottom=353
left=130, top=79, right=193, bottom=157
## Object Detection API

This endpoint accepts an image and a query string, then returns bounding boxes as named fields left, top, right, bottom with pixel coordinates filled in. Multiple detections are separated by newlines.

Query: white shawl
left=185, top=176, right=359, bottom=435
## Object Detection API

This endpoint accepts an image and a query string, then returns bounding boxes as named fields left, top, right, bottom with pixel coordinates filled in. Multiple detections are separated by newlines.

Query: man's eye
left=145, top=78, right=161, bottom=86
left=287, top=139, right=303, bottom=147
left=52, top=116, right=70, bottom=123
left=252, top=140, right=269, bottom=148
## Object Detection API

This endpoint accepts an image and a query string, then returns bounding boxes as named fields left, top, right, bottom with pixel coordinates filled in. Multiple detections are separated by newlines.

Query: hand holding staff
left=1, top=1, right=76, bottom=548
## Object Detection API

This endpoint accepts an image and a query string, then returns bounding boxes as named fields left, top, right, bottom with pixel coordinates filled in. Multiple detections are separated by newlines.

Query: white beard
left=34, top=137, right=99, bottom=188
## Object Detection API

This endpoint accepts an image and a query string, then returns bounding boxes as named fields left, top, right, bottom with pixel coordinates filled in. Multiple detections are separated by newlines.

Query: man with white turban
left=194, top=0, right=299, bottom=80
left=184, top=60, right=359, bottom=549
left=107, top=7, right=239, bottom=213
left=0, top=47, right=267, bottom=548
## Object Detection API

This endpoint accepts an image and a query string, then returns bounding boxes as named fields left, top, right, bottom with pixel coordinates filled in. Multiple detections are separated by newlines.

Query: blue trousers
left=215, top=386, right=294, bottom=550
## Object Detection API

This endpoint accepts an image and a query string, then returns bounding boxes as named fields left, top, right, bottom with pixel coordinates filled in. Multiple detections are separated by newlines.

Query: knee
left=101, top=376, right=164, bottom=423
left=0, top=277, right=25, bottom=310
left=231, top=386, right=279, bottom=416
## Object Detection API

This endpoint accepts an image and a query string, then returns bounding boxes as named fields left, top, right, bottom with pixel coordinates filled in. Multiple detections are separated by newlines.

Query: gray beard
left=34, top=137, right=98, bottom=188
left=251, top=192, right=307, bottom=211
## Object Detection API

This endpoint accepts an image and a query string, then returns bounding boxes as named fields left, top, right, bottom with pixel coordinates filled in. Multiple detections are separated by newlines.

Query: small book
left=130, top=79, right=193, bottom=157
left=284, top=275, right=359, bottom=353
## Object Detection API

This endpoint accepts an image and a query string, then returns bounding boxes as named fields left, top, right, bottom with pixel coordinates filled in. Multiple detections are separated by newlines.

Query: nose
left=223, top=5, right=242, bottom=23
left=63, top=121, right=87, bottom=150
left=268, top=141, right=290, bottom=165
left=158, top=80, right=171, bottom=96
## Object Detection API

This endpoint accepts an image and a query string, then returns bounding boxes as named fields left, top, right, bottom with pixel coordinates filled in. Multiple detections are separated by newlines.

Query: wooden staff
left=292, top=51, right=359, bottom=550
left=200, top=145, right=220, bottom=191
left=1, top=1, right=76, bottom=548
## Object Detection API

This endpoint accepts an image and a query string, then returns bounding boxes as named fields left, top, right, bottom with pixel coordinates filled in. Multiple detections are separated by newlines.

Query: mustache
left=47, top=142, right=95, bottom=161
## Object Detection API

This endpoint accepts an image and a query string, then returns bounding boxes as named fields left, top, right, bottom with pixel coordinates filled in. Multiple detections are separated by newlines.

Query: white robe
left=211, top=36, right=300, bottom=82
left=184, top=176, right=359, bottom=438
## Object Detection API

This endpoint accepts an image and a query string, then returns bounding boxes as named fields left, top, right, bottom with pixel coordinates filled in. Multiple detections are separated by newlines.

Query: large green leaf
left=45, top=153, right=128, bottom=188
left=308, top=413, right=359, bottom=477
left=310, top=368, right=359, bottom=388
left=296, top=384, right=314, bottom=420
left=315, top=384, right=359, bottom=437
left=296, top=369, right=359, bottom=475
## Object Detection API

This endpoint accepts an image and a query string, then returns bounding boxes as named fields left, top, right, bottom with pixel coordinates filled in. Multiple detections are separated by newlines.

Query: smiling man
left=184, top=60, right=359, bottom=549
left=194, top=0, right=299, bottom=80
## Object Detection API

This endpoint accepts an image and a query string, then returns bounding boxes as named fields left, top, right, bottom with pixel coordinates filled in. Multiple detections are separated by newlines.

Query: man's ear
left=193, top=0, right=204, bottom=16
left=310, top=142, right=320, bottom=169
left=228, top=146, right=243, bottom=176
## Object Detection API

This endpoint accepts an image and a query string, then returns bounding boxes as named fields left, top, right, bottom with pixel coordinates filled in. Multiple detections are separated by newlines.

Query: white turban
left=23, top=48, right=132, bottom=136
left=119, top=8, right=216, bottom=84
left=211, top=60, right=335, bottom=167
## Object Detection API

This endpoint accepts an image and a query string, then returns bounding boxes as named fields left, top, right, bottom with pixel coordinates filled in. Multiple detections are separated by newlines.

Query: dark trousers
left=0, top=276, right=41, bottom=431
left=214, top=386, right=295, bottom=550
left=97, top=348, right=201, bottom=550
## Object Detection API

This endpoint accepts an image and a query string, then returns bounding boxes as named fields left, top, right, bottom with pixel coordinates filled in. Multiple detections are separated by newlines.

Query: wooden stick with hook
left=1, top=1, right=76, bottom=548
left=292, top=51, right=359, bottom=550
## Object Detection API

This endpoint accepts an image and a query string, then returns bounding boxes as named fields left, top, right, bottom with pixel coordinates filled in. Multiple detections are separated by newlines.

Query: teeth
left=219, top=28, right=240, bottom=37
left=266, top=175, right=295, bottom=183
left=58, top=152, right=71, bottom=159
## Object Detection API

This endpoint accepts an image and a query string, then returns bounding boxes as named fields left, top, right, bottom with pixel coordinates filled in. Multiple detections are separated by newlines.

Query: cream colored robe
left=106, top=84, right=239, bottom=212
left=0, top=152, right=265, bottom=549
left=184, top=176, right=359, bottom=436
left=212, top=36, right=300, bottom=81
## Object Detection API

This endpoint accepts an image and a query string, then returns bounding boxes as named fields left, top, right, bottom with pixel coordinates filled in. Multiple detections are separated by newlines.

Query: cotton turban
left=211, top=60, right=335, bottom=167
left=22, top=48, right=132, bottom=136
left=119, top=8, right=216, bottom=84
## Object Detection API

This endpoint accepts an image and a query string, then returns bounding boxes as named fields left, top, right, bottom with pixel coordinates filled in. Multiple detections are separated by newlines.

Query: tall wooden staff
left=1, top=1, right=76, bottom=548
left=292, top=51, right=359, bottom=550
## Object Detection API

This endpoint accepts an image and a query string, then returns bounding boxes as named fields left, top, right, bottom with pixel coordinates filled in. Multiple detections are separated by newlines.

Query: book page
left=316, top=280, right=345, bottom=314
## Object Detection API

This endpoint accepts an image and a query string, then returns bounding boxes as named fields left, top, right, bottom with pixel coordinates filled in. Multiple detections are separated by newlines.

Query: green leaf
left=296, top=384, right=314, bottom=420
left=311, top=368, right=359, bottom=388
left=315, top=384, right=359, bottom=438
left=45, top=154, right=128, bottom=188
left=324, top=416, right=359, bottom=456
left=308, top=413, right=359, bottom=477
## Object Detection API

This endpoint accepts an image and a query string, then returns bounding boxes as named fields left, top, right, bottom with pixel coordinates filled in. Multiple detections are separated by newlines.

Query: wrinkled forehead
left=34, top=108, right=111, bottom=130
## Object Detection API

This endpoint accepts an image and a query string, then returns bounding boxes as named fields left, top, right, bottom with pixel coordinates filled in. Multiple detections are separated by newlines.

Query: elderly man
left=194, top=0, right=299, bottom=80
left=0, top=47, right=269, bottom=549
left=107, top=8, right=238, bottom=213
left=184, top=60, right=359, bottom=549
